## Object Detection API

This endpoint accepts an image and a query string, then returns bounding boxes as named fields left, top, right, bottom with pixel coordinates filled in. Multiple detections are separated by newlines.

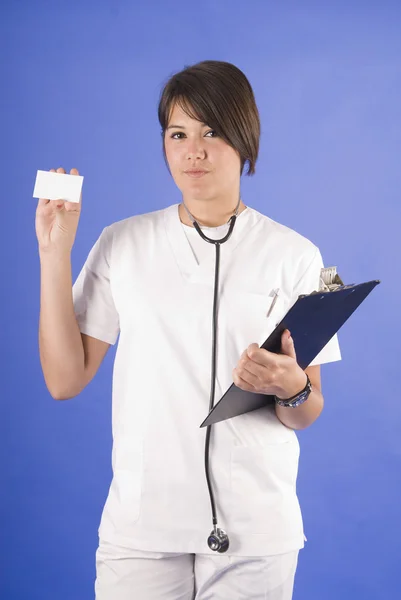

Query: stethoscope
left=181, top=195, right=242, bottom=553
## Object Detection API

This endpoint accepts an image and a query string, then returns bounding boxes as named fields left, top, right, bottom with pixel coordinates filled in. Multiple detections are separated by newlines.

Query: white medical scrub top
left=72, top=203, right=341, bottom=556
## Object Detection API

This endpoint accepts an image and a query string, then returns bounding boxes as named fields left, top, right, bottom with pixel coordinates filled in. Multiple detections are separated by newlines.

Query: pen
left=266, top=288, right=280, bottom=318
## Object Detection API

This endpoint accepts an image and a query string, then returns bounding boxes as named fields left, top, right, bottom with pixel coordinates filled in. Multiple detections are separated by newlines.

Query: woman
left=37, top=60, right=341, bottom=599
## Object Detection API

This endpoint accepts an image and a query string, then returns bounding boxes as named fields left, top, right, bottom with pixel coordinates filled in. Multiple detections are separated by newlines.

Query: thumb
left=281, top=330, right=297, bottom=359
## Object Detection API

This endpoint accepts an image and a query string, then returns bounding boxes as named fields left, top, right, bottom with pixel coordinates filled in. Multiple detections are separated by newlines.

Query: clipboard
left=200, top=273, right=380, bottom=428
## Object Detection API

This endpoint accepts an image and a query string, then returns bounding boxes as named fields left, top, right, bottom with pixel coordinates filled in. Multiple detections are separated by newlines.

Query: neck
left=179, top=198, right=247, bottom=228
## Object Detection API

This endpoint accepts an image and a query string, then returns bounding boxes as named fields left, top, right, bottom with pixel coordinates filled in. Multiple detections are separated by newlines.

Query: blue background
left=2, top=0, right=400, bottom=598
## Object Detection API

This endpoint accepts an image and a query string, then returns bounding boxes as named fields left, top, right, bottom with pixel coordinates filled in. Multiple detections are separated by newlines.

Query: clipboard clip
left=319, top=266, right=345, bottom=291
left=300, top=267, right=356, bottom=298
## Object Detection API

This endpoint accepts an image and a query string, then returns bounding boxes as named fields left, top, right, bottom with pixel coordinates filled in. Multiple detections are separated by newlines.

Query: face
left=163, top=102, right=242, bottom=203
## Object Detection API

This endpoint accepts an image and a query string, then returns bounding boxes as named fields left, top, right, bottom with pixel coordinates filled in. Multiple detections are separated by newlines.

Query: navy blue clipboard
left=200, top=279, right=380, bottom=428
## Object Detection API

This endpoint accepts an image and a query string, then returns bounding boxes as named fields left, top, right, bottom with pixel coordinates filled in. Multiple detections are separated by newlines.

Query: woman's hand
left=232, top=329, right=307, bottom=399
left=35, top=167, right=82, bottom=254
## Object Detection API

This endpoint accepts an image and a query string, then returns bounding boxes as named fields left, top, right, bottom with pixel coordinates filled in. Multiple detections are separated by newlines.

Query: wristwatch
left=274, top=374, right=312, bottom=408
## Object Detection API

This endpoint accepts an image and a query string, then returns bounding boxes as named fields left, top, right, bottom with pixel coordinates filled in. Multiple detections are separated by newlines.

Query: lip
left=185, top=170, right=209, bottom=178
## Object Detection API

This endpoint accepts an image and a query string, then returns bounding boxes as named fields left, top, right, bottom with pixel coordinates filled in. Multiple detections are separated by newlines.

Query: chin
left=186, top=191, right=216, bottom=201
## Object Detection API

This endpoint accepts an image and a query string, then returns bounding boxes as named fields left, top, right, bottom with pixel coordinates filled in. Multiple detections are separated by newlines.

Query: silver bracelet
left=274, top=374, right=312, bottom=408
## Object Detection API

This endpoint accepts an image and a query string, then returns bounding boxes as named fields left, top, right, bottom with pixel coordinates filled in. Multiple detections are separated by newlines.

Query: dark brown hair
left=158, top=60, right=261, bottom=176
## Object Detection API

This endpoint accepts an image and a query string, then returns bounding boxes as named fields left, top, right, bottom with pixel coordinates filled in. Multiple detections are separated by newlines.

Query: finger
left=239, top=344, right=259, bottom=364
left=53, top=169, right=66, bottom=207
left=240, top=349, right=261, bottom=369
left=237, top=367, right=263, bottom=391
left=239, top=348, right=249, bottom=361
left=247, top=347, right=278, bottom=368
left=69, top=167, right=82, bottom=205
left=37, top=168, right=57, bottom=206
left=246, top=343, right=260, bottom=357
left=281, top=329, right=297, bottom=359
left=233, top=369, right=257, bottom=392
left=280, top=330, right=288, bottom=350
left=52, top=168, right=67, bottom=206
left=241, top=360, right=265, bottom=380
left=53, top=167, right=81, bottom=209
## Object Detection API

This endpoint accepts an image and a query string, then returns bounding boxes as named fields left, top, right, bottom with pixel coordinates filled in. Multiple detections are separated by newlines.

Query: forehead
left=168, top=101, right=205, bottom=125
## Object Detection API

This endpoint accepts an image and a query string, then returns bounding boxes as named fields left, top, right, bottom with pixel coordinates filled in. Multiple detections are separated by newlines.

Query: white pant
left=95, top=540, right=299, bottom=600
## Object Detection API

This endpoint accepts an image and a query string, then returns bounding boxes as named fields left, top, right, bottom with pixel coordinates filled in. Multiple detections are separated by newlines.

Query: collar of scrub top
left=164, top=201, right=262, bottom=285
left=181, top=196, right=241, bottom=230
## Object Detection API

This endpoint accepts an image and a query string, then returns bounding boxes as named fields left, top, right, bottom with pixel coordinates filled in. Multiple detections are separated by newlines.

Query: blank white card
left=33, top=170, right=84, bottom=203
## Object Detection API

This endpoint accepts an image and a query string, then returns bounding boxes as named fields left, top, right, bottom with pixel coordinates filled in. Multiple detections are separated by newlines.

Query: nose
left=185, top=138, right=206, bottom=160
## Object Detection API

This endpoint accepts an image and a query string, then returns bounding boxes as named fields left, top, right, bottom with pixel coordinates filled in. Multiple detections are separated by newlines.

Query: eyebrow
left=166, top=122, right=208, bottom=130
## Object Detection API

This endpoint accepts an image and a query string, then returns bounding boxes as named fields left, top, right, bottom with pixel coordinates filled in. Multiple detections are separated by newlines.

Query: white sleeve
left=291, top=246, right=342, bottom=367
left=72, top=226, right=120, bottom=345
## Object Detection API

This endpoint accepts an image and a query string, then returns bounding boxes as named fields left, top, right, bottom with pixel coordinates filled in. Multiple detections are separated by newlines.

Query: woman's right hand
left=35, top=167, right=82, bottom=254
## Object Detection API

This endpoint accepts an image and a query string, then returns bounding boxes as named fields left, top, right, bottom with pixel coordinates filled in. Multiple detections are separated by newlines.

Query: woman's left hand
left=232, top=329, right=307, bottom=400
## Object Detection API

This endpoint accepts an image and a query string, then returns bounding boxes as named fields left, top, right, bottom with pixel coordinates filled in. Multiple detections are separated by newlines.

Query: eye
left=170, top=130, right=218, bottom=139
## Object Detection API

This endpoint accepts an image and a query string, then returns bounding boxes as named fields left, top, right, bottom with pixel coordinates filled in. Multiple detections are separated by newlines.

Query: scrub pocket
left=229, top=440, right=300, bottom=534
left=105, top=445, right=143, bottom=526
left=221, top=288, right=286, bottom=350
left=114, top=470, right=142, bottom=521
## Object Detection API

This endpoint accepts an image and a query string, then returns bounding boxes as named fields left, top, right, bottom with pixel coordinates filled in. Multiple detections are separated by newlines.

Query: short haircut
left=158, top=60, right=261, bottom=176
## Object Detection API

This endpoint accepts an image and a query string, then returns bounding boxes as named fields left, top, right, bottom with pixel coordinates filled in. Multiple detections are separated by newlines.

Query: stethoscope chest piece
left=207, top=527, right=230, bottom=553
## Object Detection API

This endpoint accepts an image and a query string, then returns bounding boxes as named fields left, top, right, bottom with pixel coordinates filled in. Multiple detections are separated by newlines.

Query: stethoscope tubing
left=192, top=213, right=238, bottom=547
